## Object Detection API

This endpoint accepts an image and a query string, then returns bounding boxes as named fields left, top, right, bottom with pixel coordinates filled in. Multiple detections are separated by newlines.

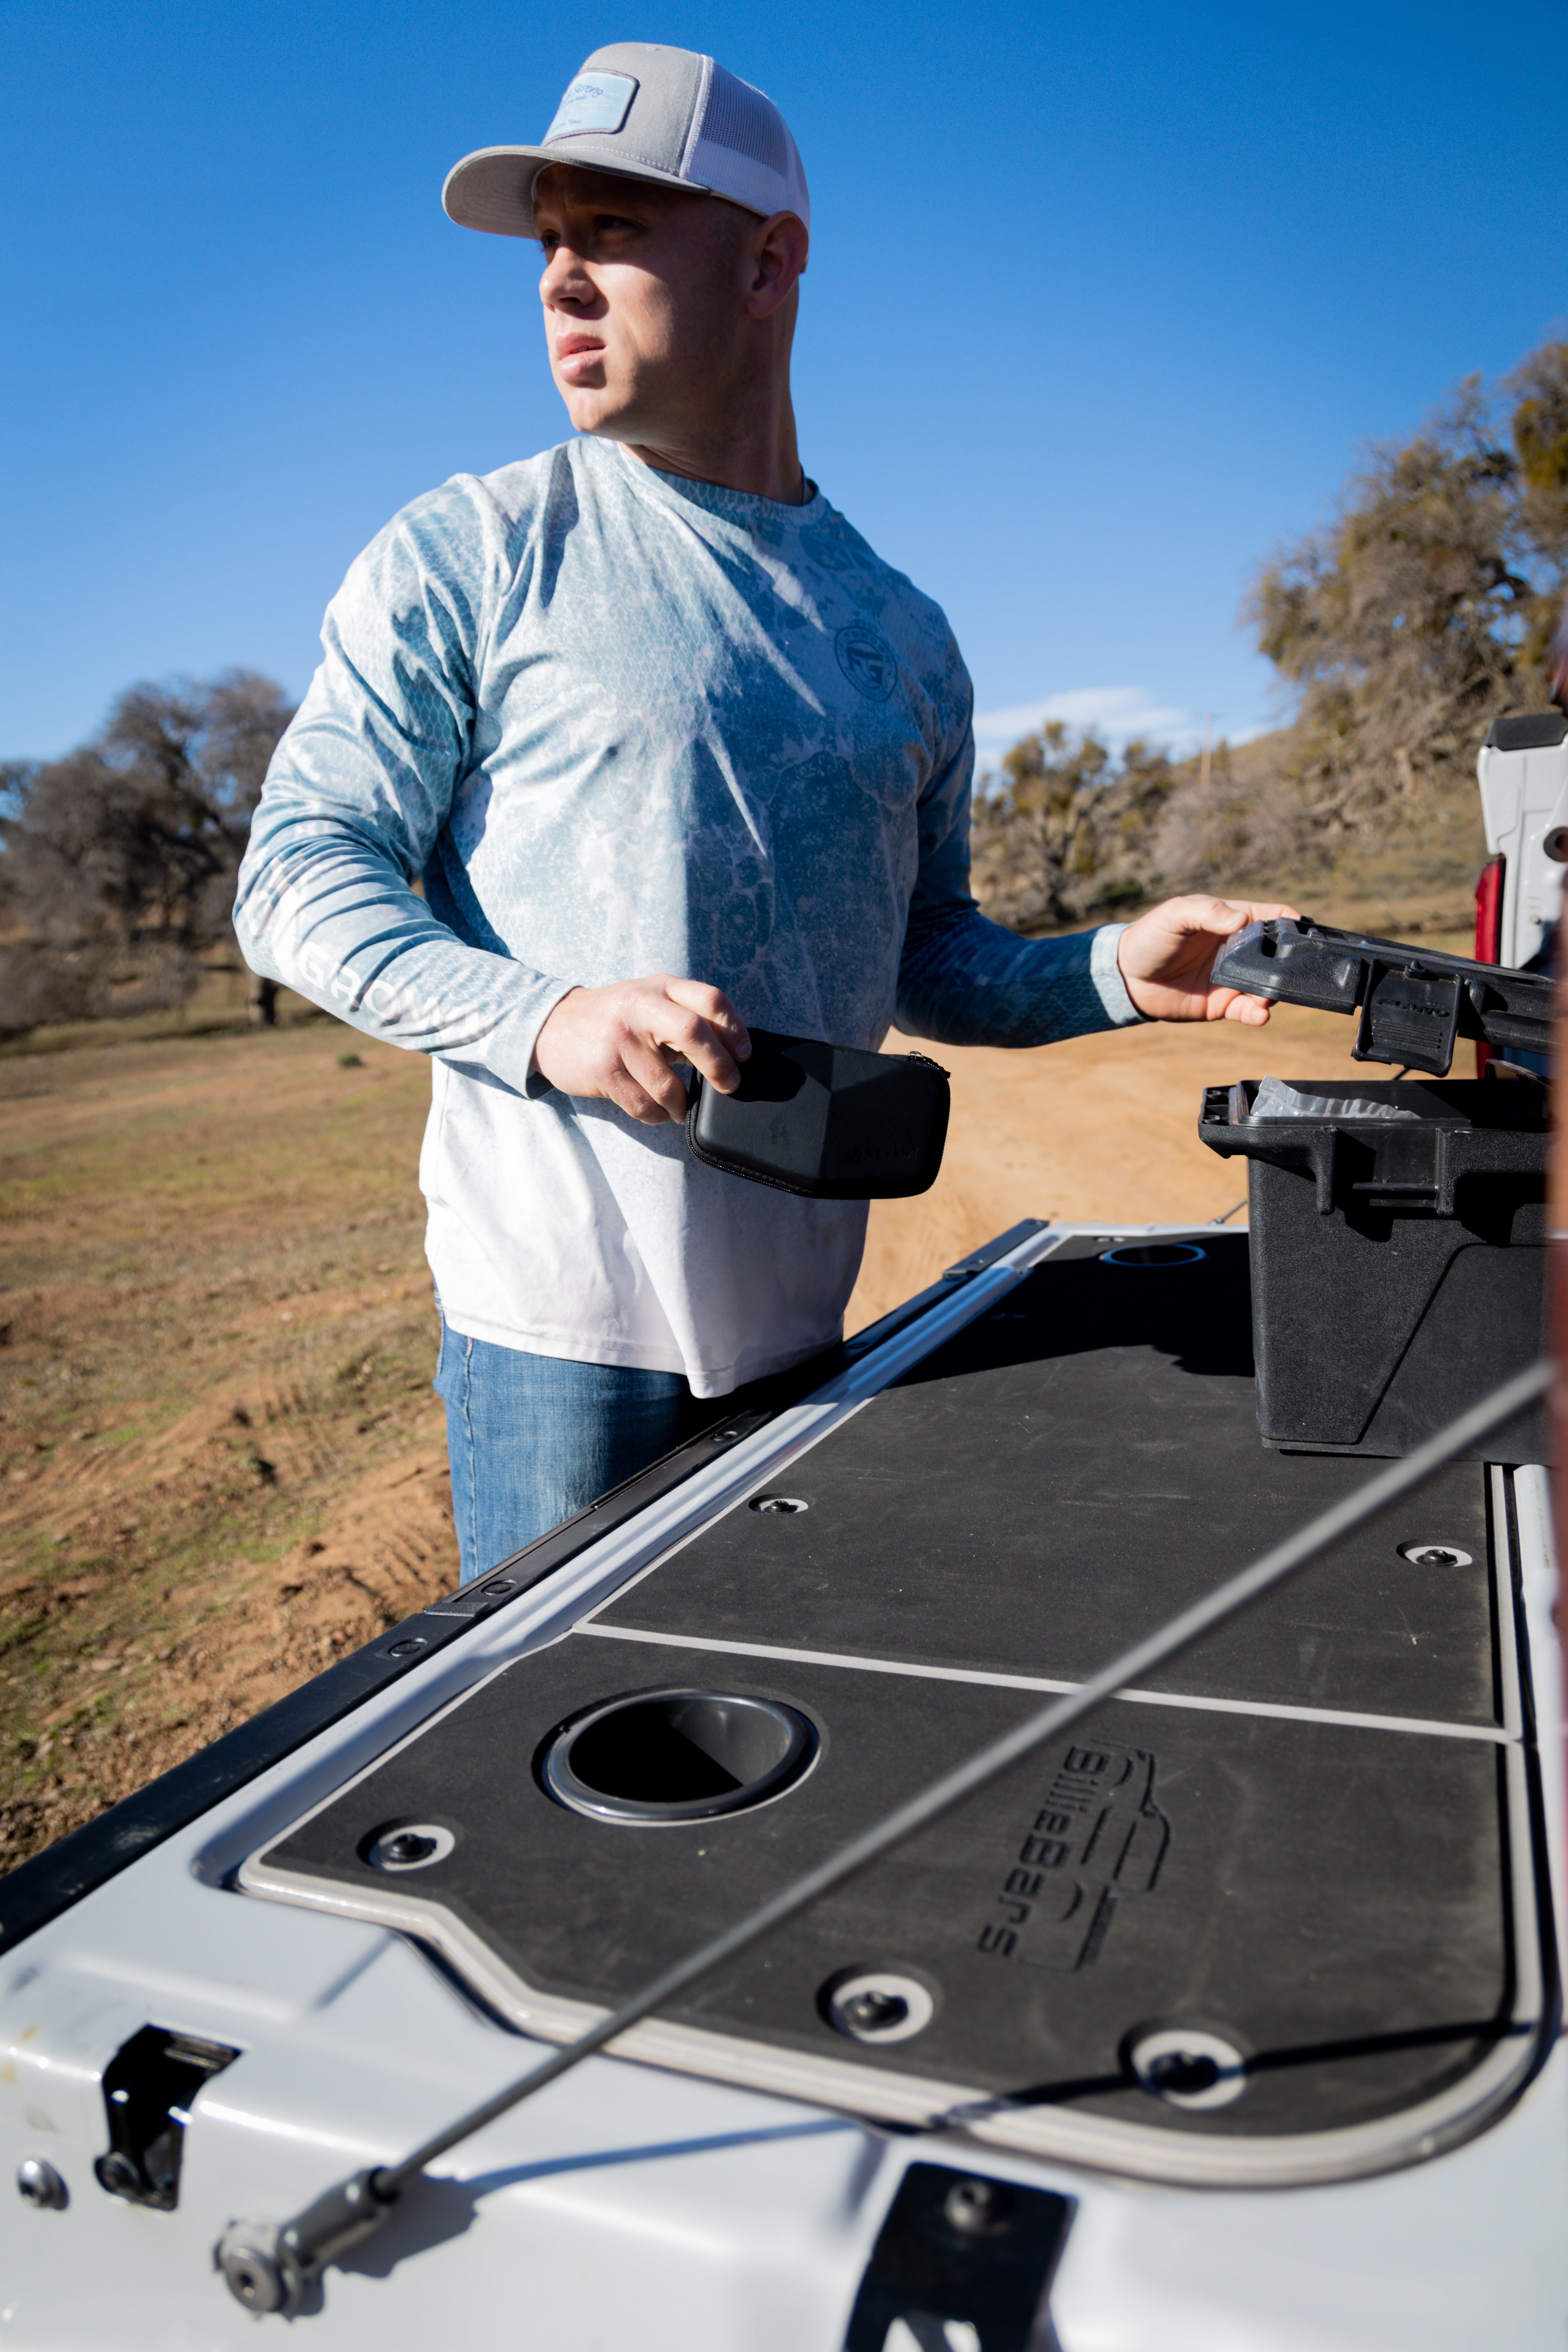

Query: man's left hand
left=1117, top=895, right=1301, bottom=1026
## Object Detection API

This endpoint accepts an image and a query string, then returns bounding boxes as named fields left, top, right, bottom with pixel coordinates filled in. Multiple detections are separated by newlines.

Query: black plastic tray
left=1199, top=1078, right=1548, bottom=1456
left=1210, top=919, right=1553, bottom=1075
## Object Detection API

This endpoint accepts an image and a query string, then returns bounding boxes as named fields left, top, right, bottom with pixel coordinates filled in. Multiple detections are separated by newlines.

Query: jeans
left=434, top=1320, right=712, bottom=1583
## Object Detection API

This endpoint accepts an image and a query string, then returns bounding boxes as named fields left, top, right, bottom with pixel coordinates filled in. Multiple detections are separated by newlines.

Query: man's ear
left=744, top=211, right=809, bottom=321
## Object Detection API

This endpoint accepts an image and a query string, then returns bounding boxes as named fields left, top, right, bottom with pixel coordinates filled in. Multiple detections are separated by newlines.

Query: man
left=236, top=42, right=1291, bottom=1580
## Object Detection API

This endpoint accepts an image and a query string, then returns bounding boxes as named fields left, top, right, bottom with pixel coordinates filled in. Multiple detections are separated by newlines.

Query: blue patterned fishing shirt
left=235, top=437, right=1140, bottom=1394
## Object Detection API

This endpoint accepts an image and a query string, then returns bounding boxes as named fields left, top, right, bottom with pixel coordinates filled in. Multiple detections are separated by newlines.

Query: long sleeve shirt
left=234, top=438, right=1141, bottom=1395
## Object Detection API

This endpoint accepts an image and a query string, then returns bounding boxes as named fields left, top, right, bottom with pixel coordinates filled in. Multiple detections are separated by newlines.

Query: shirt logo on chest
left=834, top=621, right=899, bottom=703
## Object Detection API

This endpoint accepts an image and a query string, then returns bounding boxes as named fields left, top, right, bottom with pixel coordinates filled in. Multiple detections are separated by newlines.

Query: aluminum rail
left=215, top=1357, right=1553, bottom=2315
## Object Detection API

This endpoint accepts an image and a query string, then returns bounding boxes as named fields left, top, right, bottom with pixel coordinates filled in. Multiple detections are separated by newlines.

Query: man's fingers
left=639, top=985, right=744, bottom=1096
left=686, top=1033, right=743, bottom=1095
left=662, top=977, right=751, bottom=1064
left=1232, top=899, right=1300, bottom=926
left=532, top=974, right=751, bottom=1114
left=1182, top=895, right=1300, bottom=938
left=650, top=1010, right=740, bottom=1096
left=605, top=1067, right=673, bottom=1124
left=1117, top=892, right=1305, bottom=1025
left=624, top=1039, right=691, bottom=1121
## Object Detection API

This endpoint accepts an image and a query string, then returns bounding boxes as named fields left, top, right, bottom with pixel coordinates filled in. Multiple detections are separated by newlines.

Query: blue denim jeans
left=434, top=1321, right=716, bottom=1583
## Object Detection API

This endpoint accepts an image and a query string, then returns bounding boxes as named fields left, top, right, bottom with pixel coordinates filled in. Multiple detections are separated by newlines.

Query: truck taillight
left=1474, top=855, right=1505, bottom=1076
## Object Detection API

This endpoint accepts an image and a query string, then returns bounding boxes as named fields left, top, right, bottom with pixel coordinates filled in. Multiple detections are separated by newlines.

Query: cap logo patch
left=544, top=71, right=637, bottom=142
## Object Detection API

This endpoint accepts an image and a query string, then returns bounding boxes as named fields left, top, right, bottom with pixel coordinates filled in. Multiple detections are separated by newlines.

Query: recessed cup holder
left=539, top=1689, right=819, bottom=1825
left=1099, top=1241, right=1207, bottom=1268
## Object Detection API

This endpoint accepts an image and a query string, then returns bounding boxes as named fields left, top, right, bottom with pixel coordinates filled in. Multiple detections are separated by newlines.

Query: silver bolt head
left=17, top=2157, right=67, bottom=2210
left=215, top=2220, right=300, bottom=2314
left=944, top=2177, right=1009, bottom=2236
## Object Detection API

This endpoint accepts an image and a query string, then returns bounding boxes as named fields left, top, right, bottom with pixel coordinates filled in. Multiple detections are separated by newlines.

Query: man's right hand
left=532, top=976, right=750, bottom=1125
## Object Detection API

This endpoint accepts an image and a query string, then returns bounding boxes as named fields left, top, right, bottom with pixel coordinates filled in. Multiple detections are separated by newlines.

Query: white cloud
left=972, top=686, right=1269, bottom=773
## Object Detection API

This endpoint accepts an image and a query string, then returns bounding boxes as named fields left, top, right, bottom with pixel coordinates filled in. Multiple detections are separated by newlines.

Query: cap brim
left=442, top=144, right=711, bottom=239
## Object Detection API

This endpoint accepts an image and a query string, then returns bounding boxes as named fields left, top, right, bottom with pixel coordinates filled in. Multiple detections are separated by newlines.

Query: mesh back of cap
left=701, top=64, right=789, bottom=175
left=684, top=57, right=810, bottom=226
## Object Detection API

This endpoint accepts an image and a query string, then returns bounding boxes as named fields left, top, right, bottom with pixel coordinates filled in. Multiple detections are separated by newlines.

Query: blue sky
left=3, top=0, right=1565, bottom=770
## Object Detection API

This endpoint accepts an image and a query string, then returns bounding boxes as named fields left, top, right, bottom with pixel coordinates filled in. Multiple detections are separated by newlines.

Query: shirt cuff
left=485, top=981, right=578, bottom=1099
left=1090, top=925, right=1147, bottom=1026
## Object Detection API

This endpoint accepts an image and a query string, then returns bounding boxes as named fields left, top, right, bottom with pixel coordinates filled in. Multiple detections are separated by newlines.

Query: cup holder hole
left=540, top=1690, right=818, bottom=1824
left=1100, top=1242, right=1207, bottom=1268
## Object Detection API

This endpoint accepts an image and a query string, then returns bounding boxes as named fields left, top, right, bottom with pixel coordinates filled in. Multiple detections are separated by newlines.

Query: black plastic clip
left=95, top=2025, right=239, bottom=2210
left=843, top=2163, right=1072, bottom=2352
left=1352, top=960, right=1462, bottom=1076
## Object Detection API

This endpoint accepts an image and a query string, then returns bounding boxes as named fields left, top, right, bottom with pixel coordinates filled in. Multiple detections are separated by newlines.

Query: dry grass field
left=0, top=938, right=1466, bottom=1871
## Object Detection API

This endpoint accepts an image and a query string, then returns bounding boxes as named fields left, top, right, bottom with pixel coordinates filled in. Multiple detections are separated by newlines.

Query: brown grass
left=0, top=1005, right=455, bottom=1871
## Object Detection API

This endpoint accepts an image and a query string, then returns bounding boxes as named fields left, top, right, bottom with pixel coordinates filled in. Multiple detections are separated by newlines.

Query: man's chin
left=557, top=389, right=640, bottom=442
left=566, top=413, right=650, bottom=450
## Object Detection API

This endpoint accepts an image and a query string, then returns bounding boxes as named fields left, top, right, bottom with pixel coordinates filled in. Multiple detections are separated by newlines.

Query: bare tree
left=1244, top=341, right=1568, bottom=839
left=0, top=670, right=294, bottom=1038
left=975, top=338, right=1568, bottom=934
left=969, top=725, right=1178, bottom=932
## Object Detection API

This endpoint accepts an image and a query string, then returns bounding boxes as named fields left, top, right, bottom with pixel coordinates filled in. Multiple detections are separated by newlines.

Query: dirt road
left=0, top=992, right=1420, bottom=1865
left=848, top=1001, right=1386, bottom=1324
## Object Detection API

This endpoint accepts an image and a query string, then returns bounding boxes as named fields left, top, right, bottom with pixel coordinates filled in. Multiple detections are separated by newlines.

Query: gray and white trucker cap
left=442, top=42, right=810, bottom=239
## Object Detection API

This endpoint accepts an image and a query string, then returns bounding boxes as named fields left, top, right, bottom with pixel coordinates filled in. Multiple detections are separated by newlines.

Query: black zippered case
left=686, top=1030, right=950, bottom=1200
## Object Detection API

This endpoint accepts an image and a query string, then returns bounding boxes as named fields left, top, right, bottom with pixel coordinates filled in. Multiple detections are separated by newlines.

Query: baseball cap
left=442, top=42, right=810, bottom=240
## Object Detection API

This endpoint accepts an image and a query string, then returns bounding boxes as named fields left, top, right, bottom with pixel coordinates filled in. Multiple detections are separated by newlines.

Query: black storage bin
left=1199, top=1078, right=1549, bottom=1460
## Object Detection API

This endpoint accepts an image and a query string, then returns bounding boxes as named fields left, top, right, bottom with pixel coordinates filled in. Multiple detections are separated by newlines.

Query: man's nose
left=539, top=242, right=592, bottom=309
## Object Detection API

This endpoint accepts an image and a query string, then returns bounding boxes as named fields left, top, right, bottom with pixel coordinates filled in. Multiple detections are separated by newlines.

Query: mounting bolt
left=384, top=1637, right=427, bottom=1658
left=94, top=2150, right=143, bottom=2199
left=366, top=1821, right=455, bottom=1871
left=17, top=2157, right=67, bottom=2210
left=944, top=2177, right=1012, bottom=2237
left=1128, top=2026, right=1248, bottom=2109
left=383, top=1832, right=437, bottom=1865
left=842, top=1990, right=908, bottom=2032
left=825, top=1971, right=935, bottom=2043
left=215, top=2219, right=301, bottom=2314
